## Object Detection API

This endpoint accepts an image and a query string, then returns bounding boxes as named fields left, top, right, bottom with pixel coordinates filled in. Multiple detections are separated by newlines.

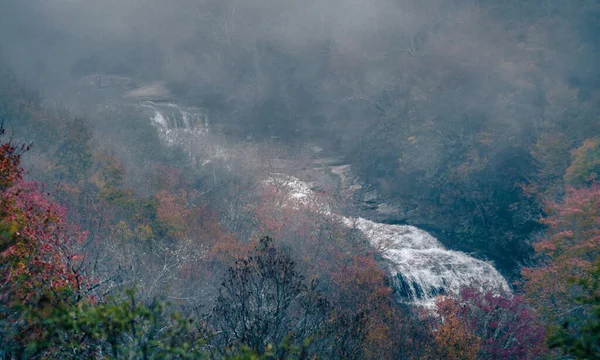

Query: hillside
left=1, top=0, right=599, bottom=358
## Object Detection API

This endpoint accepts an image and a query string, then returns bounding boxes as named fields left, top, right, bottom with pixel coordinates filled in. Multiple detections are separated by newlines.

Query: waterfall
left=142, top=103, right=511, bottom=305
left=272, top=173, right=510, bottom=304
left=344, top=218, right=510, bottom=304
left=139, top=101, right=209, bottom=147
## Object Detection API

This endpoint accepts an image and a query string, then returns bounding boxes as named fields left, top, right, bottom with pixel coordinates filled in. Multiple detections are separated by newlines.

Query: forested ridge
left=1, top=0, right=600, bottom=358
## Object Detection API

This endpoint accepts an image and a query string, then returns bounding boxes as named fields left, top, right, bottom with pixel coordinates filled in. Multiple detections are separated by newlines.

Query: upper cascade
left=140, top=101, right=208, bottom=130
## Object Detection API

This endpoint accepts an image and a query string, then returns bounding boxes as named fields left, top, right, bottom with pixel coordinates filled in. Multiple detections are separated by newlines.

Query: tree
left=433, top=288, right=546, bottom=359
left=24, top=289, right=207, bottom=359
left=211, top=237, right=329, bottom=357
left=523, top=185, right=600, bottom=329
left=431, top=288, right=546, bottom=360
left=432, top=295, right=481, bottom=360
left=549, top=259, right=600, bottom=359
left=330, top=254, right=401, bottom=359
left=0, top=133, right=91, bottom=357
left=565, top=137, right=600, bottom=188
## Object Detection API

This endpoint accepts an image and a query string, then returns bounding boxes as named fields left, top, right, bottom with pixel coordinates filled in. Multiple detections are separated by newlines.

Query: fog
left=5, top=1, right=593, bottom=98
left=1, top=0, right=599, bottom=274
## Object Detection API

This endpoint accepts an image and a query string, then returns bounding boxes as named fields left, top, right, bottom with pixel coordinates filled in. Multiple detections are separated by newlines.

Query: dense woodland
left=1, top=0, right=600, bottom=358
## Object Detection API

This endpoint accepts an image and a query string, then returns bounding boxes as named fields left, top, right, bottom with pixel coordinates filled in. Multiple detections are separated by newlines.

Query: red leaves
left=0, top=134, right=29, bottom=191
left=433, top=289, right=546, bottom=359
left=0, top=136, right=89, bottom=306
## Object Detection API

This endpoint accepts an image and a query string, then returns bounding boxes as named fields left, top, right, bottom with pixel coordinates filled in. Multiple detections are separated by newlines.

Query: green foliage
left=3, top=289, right=207, bottom=359
left=549, top=260, right=600, bottom=359
left=52, top=116, right=93, bottom=182
left=225, top=338, right=311, bottom=360
left=45, top=290, right=205, bottom=359
left=3, top=3, right=600, bottom=358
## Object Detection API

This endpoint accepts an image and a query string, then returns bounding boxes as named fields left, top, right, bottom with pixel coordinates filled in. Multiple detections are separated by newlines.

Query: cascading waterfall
left=140, top=101, right=209, bottom=146
left=279, top=174, right=510, bottom=305
left=344, top=218, right=510, bottom=303
left=140, top=101, right=208, bottom=129
left=141, top=101, right=510, bottom=304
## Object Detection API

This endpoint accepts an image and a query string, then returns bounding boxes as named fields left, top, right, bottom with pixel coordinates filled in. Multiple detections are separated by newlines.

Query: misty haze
left=0, top=0, right=599, bottom=358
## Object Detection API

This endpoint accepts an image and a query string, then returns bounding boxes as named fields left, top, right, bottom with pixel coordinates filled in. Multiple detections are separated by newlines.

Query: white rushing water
left=140, top=100, right=511, bottom=304
left=276, top=173, right=511, bottom=304
left=139, top=101, right=209, bottom=146
left=345, top=218, right=510, bottom=303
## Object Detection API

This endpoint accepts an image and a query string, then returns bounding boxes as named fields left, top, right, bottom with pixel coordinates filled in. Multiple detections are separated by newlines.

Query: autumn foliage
left=0, top=134, right=92, bottom=355
left=432, top=288, right=546, bottom=360
left=523, top=185, right=600, bottom=325
left=564, top=137, right=600, bottom=188
left=0, top=136, right=89, bottom=300
left=1, top=46, right=600, bottom=357
left=330, top=254, right=400, bottom=359
left=432, top=295, right=481, bottom=360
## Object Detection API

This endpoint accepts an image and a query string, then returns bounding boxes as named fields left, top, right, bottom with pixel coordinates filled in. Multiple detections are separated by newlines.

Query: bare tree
left=211, top=237, right=329, bottom=356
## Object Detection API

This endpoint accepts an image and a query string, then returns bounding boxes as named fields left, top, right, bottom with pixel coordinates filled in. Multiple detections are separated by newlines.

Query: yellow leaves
left=135, top=224, right=153, bottom=242
left=0, top=213, right=25, bottom=252
left=111, top=221, right=154, bottom=243
left=88, top=171, right=105, bottom=191
left=16, top=261, right=26, bottom=271
left=112, top=220, right=134, bottom=242
left=91, top=152, right=126, bottom=190
left=564, top=137, right=600, bottom=188
left=3, top=219, right=19, bottom=236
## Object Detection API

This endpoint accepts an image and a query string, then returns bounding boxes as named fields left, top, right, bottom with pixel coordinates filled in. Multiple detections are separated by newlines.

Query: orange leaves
left=434, top=321, right=480, bottom=360
left=332, top=255, right=392, bottom=308
left=523, top=185, right=600, bottom=324
left=331, top=255, right=398, bottom=359
left=433, top=297, right=481, bottom=360
left=151, top=163, right=187, bottom=192
left=154, top=188, right=235, bottom=251
left=155, top=190, right=194, bottom=237
left=209, top=234, right=247, bottom=260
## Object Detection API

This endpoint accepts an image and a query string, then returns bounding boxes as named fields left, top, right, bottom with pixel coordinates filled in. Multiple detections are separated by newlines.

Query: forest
left=0, top=0, right=599, bottom=358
